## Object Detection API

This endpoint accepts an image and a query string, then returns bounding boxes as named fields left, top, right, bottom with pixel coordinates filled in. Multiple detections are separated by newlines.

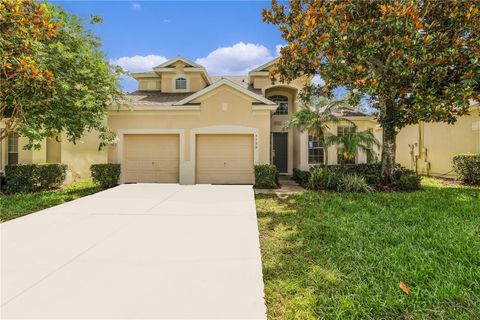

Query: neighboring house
left=0, top=56, right=376, bottom=184
left=395, top=102, right=480, bottom=178
left=0, top=129, right=107, bottom=181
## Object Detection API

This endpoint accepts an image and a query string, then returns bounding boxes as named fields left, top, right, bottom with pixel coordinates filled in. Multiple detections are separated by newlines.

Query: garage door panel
left=124, top=134, right=179, bottom=183
left=196, top=134, right=254, bottom=184
left=197, top=160, right=254, bottom=171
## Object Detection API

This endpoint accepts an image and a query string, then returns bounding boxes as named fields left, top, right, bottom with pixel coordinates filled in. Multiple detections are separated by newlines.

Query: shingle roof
left=211, top=76, right=248, bottom=88
left=332, top=106, right=369, bottom=117
left=211, top=76, right=263, bottom=95
left=126, top=91, right=193, bottom=106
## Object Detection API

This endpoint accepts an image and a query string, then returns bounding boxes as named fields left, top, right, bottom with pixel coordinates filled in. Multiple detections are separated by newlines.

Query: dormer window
left=175, top=77, right=187, bottom=90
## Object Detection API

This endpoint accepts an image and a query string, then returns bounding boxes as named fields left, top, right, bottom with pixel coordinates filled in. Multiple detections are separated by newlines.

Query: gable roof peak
left=249, top=57, right=280, bottom=73
left=154, top=56, right=203, bottom=69
left=174, top=78, right=276, bottom=106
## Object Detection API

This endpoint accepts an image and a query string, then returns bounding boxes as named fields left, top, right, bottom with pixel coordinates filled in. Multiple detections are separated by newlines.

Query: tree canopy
left=263, top=0, right=480, bottom=181
left=1, top=0, right=124, bottom=149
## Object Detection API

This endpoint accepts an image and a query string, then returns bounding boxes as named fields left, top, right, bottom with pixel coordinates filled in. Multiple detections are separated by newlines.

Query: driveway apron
left=1, top=184, right=266, bottom=319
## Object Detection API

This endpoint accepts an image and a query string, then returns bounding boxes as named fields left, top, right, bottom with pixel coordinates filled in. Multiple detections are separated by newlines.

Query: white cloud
left=132, top=2, right=141, bottom=10
left=195, top=42, right=274, bottom=75
left=275, top=44, right=285, bottom=56
left=109, top=54, right=168, bottom=73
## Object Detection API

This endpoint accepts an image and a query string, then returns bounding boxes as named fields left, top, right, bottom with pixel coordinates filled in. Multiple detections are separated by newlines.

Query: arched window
left=175, top=77, right=187, bottom=90
left=269, top=95, right=289, bottom=115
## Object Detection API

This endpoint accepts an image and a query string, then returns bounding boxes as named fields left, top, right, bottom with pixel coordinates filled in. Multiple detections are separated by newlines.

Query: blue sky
left=55, top=1, right=285, bottom=92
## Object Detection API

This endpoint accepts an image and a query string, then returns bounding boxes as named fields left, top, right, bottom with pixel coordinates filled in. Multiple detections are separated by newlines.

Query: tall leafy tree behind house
left=284, top=96, right=352, bottom=165
left=263, top=0, right=480, bottom=183
left=0, top=0, right=124, bottom=149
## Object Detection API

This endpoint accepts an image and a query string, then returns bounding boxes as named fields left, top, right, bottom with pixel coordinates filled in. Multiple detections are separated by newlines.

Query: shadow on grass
left=256, top=184, right=480, bottom=319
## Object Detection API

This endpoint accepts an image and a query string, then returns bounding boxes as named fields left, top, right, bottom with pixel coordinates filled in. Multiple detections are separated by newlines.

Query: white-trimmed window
left=308, top=135, right=324, bottom=164
left=175, top=77, right=187, bottom=90
left=270, top=95, right=289, bottom=115
left=8, top=133, right=19, bottom=165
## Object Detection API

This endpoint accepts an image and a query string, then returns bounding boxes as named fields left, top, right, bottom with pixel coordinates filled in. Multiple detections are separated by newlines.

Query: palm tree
left=283, top=96, right=353, bottom=165
left=324, top=129, right=381, bottom=165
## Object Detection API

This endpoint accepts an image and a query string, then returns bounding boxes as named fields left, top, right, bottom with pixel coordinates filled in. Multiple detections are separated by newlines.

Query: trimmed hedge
left=295, top=163, right=421, bottom=192
left=293, top=168, right=311, bottom=187
left=5, top=163, right=67, bottom=194
left=308, top=168, right=373, bottom=193
left=453, top=154, right=480, bottom=185
left=254, top=164, right=279, bottom=189
left=396, top=172, right=422, bottom=191
left=90, top=164, right=121, bottom=188
left=38, top=163, right=68, bottom=190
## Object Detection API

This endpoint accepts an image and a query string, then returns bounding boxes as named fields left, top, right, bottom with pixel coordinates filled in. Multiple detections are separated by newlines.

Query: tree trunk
left=320, top=135, right=328, bottom=167
left=381, top=121, right=397, bottom=184
left=379, top=96, right=399, bottom=184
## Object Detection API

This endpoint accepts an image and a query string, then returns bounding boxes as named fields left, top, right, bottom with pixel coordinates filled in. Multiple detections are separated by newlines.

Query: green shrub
left=396, top=173, right=422, bottom=191
left=37, top=164, right=67, bottom=190
left=337, top=174, right=374, bottom=193
left=90, top=164, right=121, bottom=189
left=453, top=154, right=480, bottom=185
left=5, top=164, right=37, bottom=193
left=307, top=165, right=420, bottom=192
left=255, top=164, right=279, bottom=188
left=363, top=174, right=381, bottom=186
left=292, top=168, right=310, bottom=187
left=328, top=163, right=382, bottom=176
left=308, top=168, right=342, bottom=191
left=5, top=163, right=67, bottom=194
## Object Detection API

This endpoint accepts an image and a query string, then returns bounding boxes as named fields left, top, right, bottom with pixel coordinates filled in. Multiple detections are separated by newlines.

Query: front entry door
left=272, top=133, right=288, bottom=174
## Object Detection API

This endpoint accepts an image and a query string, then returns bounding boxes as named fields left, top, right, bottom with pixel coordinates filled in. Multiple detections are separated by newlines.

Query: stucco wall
left=138, top=78, right=161, bottom=91
left=46, top=137, right=61, bottom=163
left=159, top=62, right=208, bottom=93
left=60, top=131, right=108, bottom=180
left=108, top=85, right=271, bottom=184
left=396, top=108, right=480, bottom=177
left=5, top=132, right=105, bottom=180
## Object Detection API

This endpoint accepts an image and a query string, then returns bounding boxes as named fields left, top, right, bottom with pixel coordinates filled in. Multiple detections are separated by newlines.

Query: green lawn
left=256, top=178, right=480, bottom=319
left=0, top=179, right=102, bottom=223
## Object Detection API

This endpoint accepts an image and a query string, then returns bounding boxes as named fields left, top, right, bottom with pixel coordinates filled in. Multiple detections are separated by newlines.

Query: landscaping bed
left=256, top=177, right=480, bottom=319
left=0, top=179, right=102, bottom=223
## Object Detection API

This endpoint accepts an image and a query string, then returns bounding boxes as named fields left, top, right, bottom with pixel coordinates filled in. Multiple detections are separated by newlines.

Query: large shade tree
left=1, top=0, right=124, bottom=149
left=1, top=0, right=59, bottom=140
left=263, top=0, right=480, bottom=182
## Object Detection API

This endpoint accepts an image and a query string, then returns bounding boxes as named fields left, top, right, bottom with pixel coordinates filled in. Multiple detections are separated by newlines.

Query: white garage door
left=124, top=134, right=179, bottom=183
left=196, top=134, right=254, bottom=184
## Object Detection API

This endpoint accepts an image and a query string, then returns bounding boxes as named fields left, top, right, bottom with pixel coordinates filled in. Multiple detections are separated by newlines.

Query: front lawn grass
left=256, top=178, right=480, bottom=319
left=0, top=179, right=102, bottom=223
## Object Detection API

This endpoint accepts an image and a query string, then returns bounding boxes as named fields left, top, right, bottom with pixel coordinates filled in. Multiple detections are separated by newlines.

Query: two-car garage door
left=123, top=133, right=254, bottom=184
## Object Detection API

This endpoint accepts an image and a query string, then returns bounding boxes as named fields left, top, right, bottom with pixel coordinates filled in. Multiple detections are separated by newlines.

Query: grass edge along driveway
left=256, top=178, right=480, bottom=319
left=0, top=179, right=102, bottom=223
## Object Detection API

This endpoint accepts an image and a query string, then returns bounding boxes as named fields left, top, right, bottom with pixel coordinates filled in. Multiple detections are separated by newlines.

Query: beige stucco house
left=394, top=103, right=480, bottom=178
left=0, top=56, right=377, bottom=184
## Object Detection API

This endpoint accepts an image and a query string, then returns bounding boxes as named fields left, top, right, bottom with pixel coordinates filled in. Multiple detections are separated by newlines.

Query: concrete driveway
left=1, top=184, right=266, bottom=319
